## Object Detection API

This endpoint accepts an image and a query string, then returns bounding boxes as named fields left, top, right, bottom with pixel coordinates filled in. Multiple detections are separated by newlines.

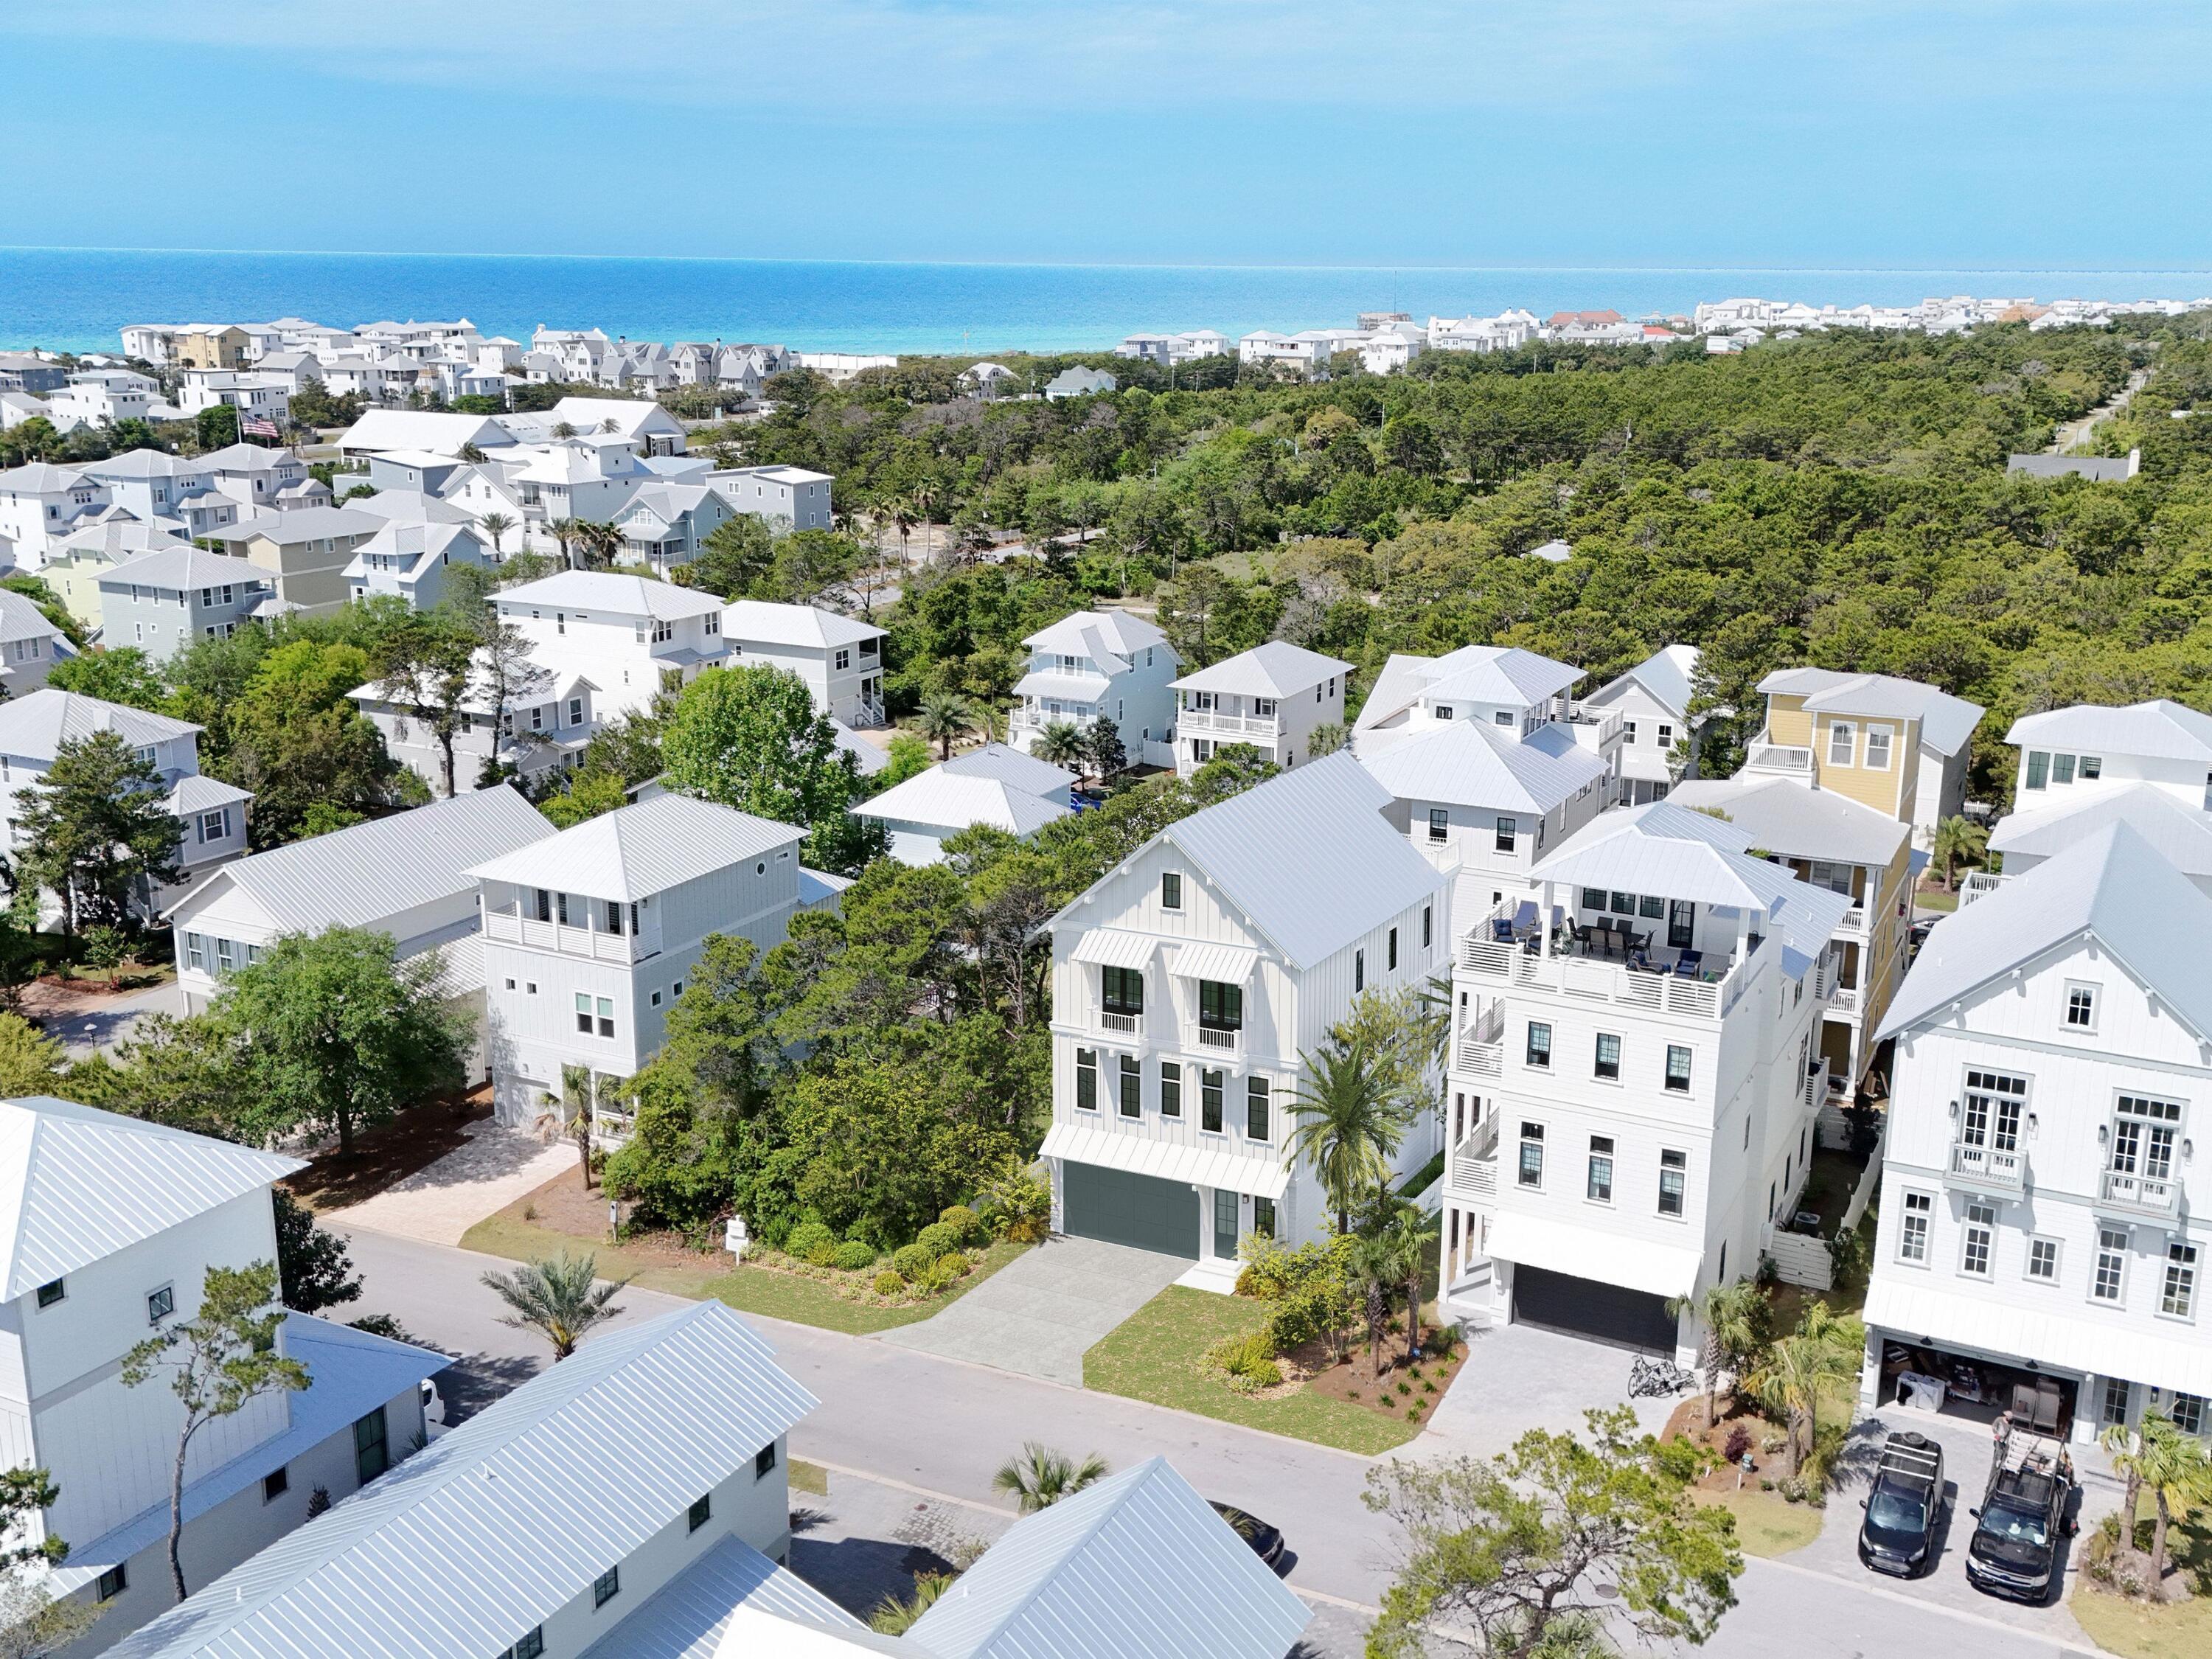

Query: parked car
left=1209, top=1501, right=1286, bottom=1568
left=1857, top=1430, right=1944, bottom=1576
left=1965, top=1433, right=2074, bottom=1601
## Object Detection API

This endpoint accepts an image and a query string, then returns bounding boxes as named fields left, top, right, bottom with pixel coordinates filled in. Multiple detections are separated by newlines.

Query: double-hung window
left=2024, top=751, right=2050, bottom=790
left=1863, top=724, right=1893, bottom=771
left=1585, top=1136, right=1614, bottom=1203
left=1159, top=1061, right=1182, bottom=1118
left=1898, top=1191, right=1931, bottom=1262
left=1525, top=1021, right=1552, bottom=1068
left=1075, top=1048, right=1097, bottom=1112
left=1827, top=720, right=1856, bottom=766
left=1245, top=1077, right=1270, bottom=1141
left=1119, top=1055, right=1140, bottom=1118
left=1494, top=816, right=1515, bottom=854
left=2093, top=1227, right=2129, bottom=1304
left=2163, top=1242, right=2199, bottom=1320
left=1960, top=1202, right=1995, bottom=1277
left=1200, top=1069, right=1224, bottom=1133
left=1664, top=1044, right=1692, bottom=1092
left=1517, top=1122, right=1545, bottom=1188
left=1593, top=1033, right=1621, bottom=1082
left=1428, top=808, right=1449, bottom=843
left=1161, top=872, right=1183, bottom=910
left=1657, top=1150, right=1686, bottom=1217
left=575, top=992, right=594, bottom=1034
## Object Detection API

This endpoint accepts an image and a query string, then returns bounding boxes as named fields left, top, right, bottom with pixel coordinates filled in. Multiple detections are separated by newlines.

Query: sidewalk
left=328, top=1118, right=580, bottom=1246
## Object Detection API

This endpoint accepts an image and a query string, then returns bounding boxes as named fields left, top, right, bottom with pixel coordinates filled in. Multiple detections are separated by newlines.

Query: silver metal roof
left=0, top=688, right=199, bottom=762
left=1534, top=801, right=1852, bottom=936
left=468, top=791, right=802, bottom=902
left=167, top=786, right=554, bottom=932
left=1169, top=639, right=1350, bottom=698
left=1587, top=643, right=1699, bottom=720
left=500, top=569, right=725, bottom=620
left=723, top=599, right=884, bottom=649
left=1358, top=717, right=1606, bottom=814
left=857, top=771, right=1069, bottom=837
left=1666, top=776, right=1908, bottom=868
left=100, top=544, right=268, bottom=592
left=907, top=1456, right=1310, bottom=1659
left=577, top=1534, right=872, bottom=1659
left=942, top=743, right=1077, bottom=796
left=2003, top=698, right=2212, bottom=763
left=1989, top=783, right=2212, bottom=877
left=110, top=1302, right=820, bottom=1659
left=0, top=1096, right=302, bottom=1301
left=1879, top=821, right=2212, bottom=1044
left=1758, top=667, right=1983, bottom=756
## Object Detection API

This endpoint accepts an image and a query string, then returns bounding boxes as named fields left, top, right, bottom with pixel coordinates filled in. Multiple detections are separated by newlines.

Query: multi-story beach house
left=1582, top=644, right=1704, bottom=805
left=1040, top=755, right=1448, bottom=1281
left=1861, top=824, right=2212, bottom=1447
left=1737, top=667, right=1983, bottom=847
left=97, top=546, right=274, bottom=660
left=0, top=463, right=112, bottom=568
left=723, top=600, right=886, bottom=726
left=1168, top=641, right=1350, bottom=776
left=1436, top=803, right=1848, bottom=1357
left=493, top=571, right=728, bottom=721
left=1007, top=610, right=1179, bottom=765
left=1, top=1096, right=442, bottom=1655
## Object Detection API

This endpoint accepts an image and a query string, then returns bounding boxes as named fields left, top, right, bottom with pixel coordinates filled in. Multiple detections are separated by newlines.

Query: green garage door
left=1062, top=1163, right=1200, bottom=1258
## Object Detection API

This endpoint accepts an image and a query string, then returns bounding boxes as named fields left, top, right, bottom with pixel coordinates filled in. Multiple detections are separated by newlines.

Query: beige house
left=172, top=326, right=251, bottom=370
left=1742, top=668, right=1983, bottom=845
left=209, top=504, right=384, bottom=613
left=43, top=519, right=194, bottom=633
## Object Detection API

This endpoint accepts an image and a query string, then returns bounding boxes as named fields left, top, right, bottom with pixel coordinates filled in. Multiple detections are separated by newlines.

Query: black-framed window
left=1422, top=904, right=1433, bottom=948
left=96, top=1565, right=125, bottom=1603
left=594, top=1567, right=621, bottom=1608
left=1494, top=815, right=1516, bottom=854
left=1101, top=966, right=1144, bottom=1015
left=147, top=1285, right=174, bottom=1324
left=1638, top=894, right=1664, bottom=919
left=1161, top=872, right=1183, bottom=910
left=1610, top=891, right=1635, bottom=916
left=1664, top=1045, right=1692, bottom=1092
left=1658, top=1149, right=1686, bottom=1217
left=1387, top=928, right=1398, bottom=971
left=1517, top=1122, right=1545, bottom=1188
left=1593, top=1033, right=1621, bottom=1081
left=756, top=1442, right=778, bottom=1478
left=1075, top=1048, right=1097, bottom=1110
left=1246, top=1077, right=1270, bottom=1141
left=1525, top=1022, right=1552, bottom=1068
left=1580, top=886, right=1605, bottom=911
left=2024, top=751, right=2049, bottom=790
left=1427, top=808, right=1449, bottom=843
left=689, top=1493, right=712, bottom=1532
left=509, top=1628, right=546, bottom=1659
left=262, top=1467, right=288, bottom=1503
left=1201, top=1069, right=1224, bottom=1132
left=1119, top=1055, right=1141, bottom=1117
left=1160, top=1061, right=1182, bottom=1117
left=1354, top=949, right=1365, bottom=993
left=35, top=1279, right=63, bottom=1309
left=1197, top=981, right=1242, bottom=1030
left=353, top=1408, right=389, bottom=1485
left=1253, top=1196, right=1276, bottom=1238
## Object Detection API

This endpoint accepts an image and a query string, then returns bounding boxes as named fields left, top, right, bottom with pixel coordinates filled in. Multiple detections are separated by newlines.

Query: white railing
left=1801, top=1062, right=1828, bottom=1110
left=1447, top=1119, right=1500, bottom=1199
left=591, top=1107, right=635, bottom=1147
left=1559, top=706, right=1624, bottom=748
left=484, top=909, right=653, bottom=964
left=1835, top=904, right=1867, bottom=935
left=1178, top=708, right=1280, bottom=738
left=1099, top=1010, right=1137, bottom=1035
left=1455, top=1004, right=1505, bottom=1076
left=1196, top=1025, right=1240, bottom=1054
left=1458, top=935, right=1737, bottom=1022
left=2101, top=1167, right=2180, bottom=1217
left=1816, top=957, right=1837, bottom=1001
left=1829, top=985, right=1860, bottom=1015
left=1959, top=872, right=2008, bottom=907
left=1949, top=1139, right=2025, bottom=1189
left=1745, top=742, right=1813, bottom=773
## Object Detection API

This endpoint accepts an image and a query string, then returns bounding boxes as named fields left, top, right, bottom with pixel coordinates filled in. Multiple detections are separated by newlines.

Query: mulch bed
left=508, top=1170, right=711, bottom=1273
left=1280, top=1320, right=1467, bottom=1428
left=283, top=1085, right=494, bottom=1211
left=1663, top=1392, right=1791, bottom=1492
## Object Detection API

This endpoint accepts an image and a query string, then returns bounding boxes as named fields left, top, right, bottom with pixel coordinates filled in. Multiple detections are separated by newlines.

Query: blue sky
left=4, top=1, right=2205, bottom=268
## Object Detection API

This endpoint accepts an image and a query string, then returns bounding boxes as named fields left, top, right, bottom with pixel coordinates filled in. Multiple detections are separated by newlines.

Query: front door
left=1213, top=1189, right=1239, bottom=1259
left=1667, top=900, right=1694, bottom=950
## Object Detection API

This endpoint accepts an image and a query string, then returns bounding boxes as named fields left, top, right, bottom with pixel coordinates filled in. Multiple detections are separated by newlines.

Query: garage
left=1062, top=1162, right=1200, bottom=1259
left=1513, top=1265, right=1677, bottom=1353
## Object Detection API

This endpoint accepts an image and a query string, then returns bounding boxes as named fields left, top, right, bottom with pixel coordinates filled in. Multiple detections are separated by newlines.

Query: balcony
left=1743, top=742, right=1813, bottom=776
left=1959, top=871, right=2008, bottom=908
left=1458, top=933, right=1751, bottom=1022
left=1801, top=1060, right=1829, bottom=1110
left=484, top=908, right=656, bottom=963
left=1828, top=985, right=1860, bottom=1016
left=1098, top=1009, right=1138, bottom=1036
left=1178, top=706, right=1281, bottom=740
left=1194, top=1024, right=1241, bottom=1055
left=1947, top=1138, right=2025, bottom=1192
left=1445, top=1117, right=1501, bottom=1201
left=1455, top=1005, right=1505, bottom=1077
left=1834, top=903, right=1868, bottom=936
left=2100, top=1167, right=2181, bottom=1218
left=1559, top=706, right=1624, bottom=752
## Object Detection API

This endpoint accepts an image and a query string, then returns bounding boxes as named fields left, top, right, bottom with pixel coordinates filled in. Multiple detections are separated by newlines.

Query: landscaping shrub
left=872, top=1269, right=905, bottom=1297
left=911, top=1259, right=954, bottom=1295
left=937, top=1251, right=971, bottom=1278
left=891, top=1242, right=935, bottom=1282
left=1722, top=1424, right=1754, bottom=1464
left=786, top=1220, right=836, bottom=1264
left=1203, top=1329, right=1282, bottom=1394
left=833, top=1241, right=878, bottom=1271
left=977, top=1165, right=1051, bottom=1243
left=914, top=1222, right=960, bottom=1260
left=937, top=1204, right=981, bottom=1245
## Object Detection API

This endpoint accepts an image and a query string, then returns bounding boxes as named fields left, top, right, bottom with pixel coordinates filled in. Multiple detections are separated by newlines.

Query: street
left=337, top=1228, right=2105, bottom=1659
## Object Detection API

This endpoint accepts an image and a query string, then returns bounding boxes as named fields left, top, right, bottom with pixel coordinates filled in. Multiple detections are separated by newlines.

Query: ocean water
left=4, top=246, right=2210, bottom=358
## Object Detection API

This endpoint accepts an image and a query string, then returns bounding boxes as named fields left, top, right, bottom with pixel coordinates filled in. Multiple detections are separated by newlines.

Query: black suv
left=1965, top=1433, right=2074, bottom=1602
left=1857, top=1430, right=1944, bottom=1576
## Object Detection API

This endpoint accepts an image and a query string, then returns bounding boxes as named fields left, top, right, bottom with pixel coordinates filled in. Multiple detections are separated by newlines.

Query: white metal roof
left=941, top=743, right=1077, bottom=796
left=1169, top=640, right=1350, bottom=698
left=166, top=787, right=554, bottom=932
left=1588, top=643, right=1699, bottom=720
left=108, top=1303, right=821, bottom=1659
left=500, top=570, right=725, bottom=621
left=1131, top=752, right=1442, bottom=970
left=1878, top=821, right=2212, bottom=1044
left=855, top=771, right=1070, bottom=838
left=2003, top=698, right=2212, bottom=763
left=1070, top=929, right=1158, bottom=970
left=831, top=721, right=890, bottom=777
left=0, top=1096, right=302, bottom=1300
left=1357, top=717, right=1605, bottom=814
left=100, top=544, right=267, bottom=593
left=1666, top=776, right=1909, bottom=868
left=1419, top=643, right=1583, bottom=708
left=723, top=599, right=884, bottom=650
left=335, top=409, right=515, bottom=456
left=165, top=773, right=254, bottom=815
left=1759, top=667, right=1984, bottom=756
left=48, top=518, right=194, bottom=562
left=0, top=688, right=199, bottom=762
left=1042, top=1121, right=1287, bottom=1201
left=1486, top=1210, right=1703, bottom=1299
left=577, top=1534, right=872, bottom=1659
left=1021, top=609, right=1169, bottom=664
left=0, top=589, right=64, bottom=647
left=1167, top=942, right=1259, bottom=984
left=905, top=1455, right=1310, bottom=1659
left=1989, top=784, right=2212, bottom=878
left=1865, top=1276, right=2212, bottom=1397
left=468, top=792, right=802, bottom=901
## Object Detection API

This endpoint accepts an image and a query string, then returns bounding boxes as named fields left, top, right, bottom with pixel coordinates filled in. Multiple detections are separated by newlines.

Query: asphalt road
left=334, top=1228, right=2104, bottom=1659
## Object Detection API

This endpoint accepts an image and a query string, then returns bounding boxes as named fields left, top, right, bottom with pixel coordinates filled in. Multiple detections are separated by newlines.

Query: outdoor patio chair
left=1672, top=950, right=1703, bottom=978
left=1490, top=918, right=1516, bottom=944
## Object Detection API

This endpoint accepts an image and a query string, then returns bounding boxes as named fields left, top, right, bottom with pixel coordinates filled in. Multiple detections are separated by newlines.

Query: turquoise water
left=4, top=247, right=2210, bottom=357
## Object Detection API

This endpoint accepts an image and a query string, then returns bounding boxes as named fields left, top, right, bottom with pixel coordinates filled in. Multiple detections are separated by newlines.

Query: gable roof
left=0, top=688, right=198, bottom=761
left=0, top=462, right=88, bottom=493
left=1170, top=639, right=1350, bottom=698
left=336, top=409, right=515, bottom=456
left=723, top=599, right=884, bottom=650
left=212, top=505, right=386, bottom=544
left=1354, top=645, right=1582, bottom=732
left=906, top=1457, right=1309, bottom=1659
left=1666, top=774, right=1910, bottom=868
left=1590, top=643, right=1700, bottom=719
left=2003, top=698, right=2212, bottom=763
left=108, top=1303, right=820, bottom=1659
left=1357, top=716, right=1605, bottom=814
left=1085, top=752, right=1441, bottom=970
left=50, top=518, right=195, bottom=563
left=577, top=1534, right=877, bottom=1659
left=1989, top=783, right=2212, bottom=880
left=855, top=770, right=1071, bottom=838
left=941, top=742, right=1078, bottom=796
left=467, top=792, right=801, bottom=901
left=0, top=590, right=66, bottom=647
left=101, top=544, right=268, bottom=592
left=499, top=570, right=724, bottom=620
left=0, top=1097, right=302, bottom=1300
left=1758, top=667, right=1984, bottom=755
left=1878, top=821, right=2212, bottom=1044
left=167, top=787, right=554, bottom=931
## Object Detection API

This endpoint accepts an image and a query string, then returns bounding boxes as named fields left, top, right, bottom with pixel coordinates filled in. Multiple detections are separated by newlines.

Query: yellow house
left=1745, top=668, right=1983, bottom=846
left=173, top=327, right=251, bottom=370
left=1669, top=774, right=1912, bottom=1091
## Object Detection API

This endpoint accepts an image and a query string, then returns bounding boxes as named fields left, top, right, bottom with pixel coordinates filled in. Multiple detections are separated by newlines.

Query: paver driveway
left=877, top=1234, right=1188, bottom=1385
left=1422, top=1319, right=1678, bottom=1455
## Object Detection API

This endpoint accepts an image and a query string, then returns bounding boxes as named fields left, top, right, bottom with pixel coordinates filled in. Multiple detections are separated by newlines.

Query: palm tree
left=1306, top=719, right=1350, bottom=758
left=548, top=518, right=583, bottom=569
left=1670, top=1279, right=1766, bottom=1427
left=1287, top=1037, right=1408, bottom=1234
left=562, top=1064, right=597, bottom=1189
left=870, top=1573, right=955, bottom=1635
left=574, top=521, right=623, bottom=570
left=1373, top=1200, right=1433, bottom=1361
left=917, top=692, right=975, bottom=761
left=2126, top=1410, right=2212, bottom=1594
left=1931, top=815, right=1988, bottom=891
left=2102, top=1419, right=2148, bottom=1543
left=479, top=1252, right=626, bottom=1361
left=1037, top=720, right=1088, bottom=777
left=992, top=1443, right=1107, bottom=1514
left=911, top=482, right=942, bottom=560
left=1743, top=1301, right=1860, bottom=1477
left=1344, top=1232, right=1398, bottom=1377
left=479, top=510, right=514, bottom=557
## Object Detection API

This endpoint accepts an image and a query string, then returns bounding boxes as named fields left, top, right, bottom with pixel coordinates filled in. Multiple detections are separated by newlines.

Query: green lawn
left=1696, top=1486, right=1824, bottom=1557
left=2071, top=1587, right=2212, bottom=1659
left=1083, top=1287, right=1422, bottom=1455
left=458, top=1213, right=1033, bottom=1336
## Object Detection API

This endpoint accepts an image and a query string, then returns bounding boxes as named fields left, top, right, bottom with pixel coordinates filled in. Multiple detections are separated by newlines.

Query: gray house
left=97, top=545, right=274, bottom=660
left=1043, top=366, right=1118, bottom=400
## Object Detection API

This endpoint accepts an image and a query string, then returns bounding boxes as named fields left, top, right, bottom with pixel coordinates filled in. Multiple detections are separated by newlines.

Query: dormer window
left=1433, top=705, right=1453, bottom=721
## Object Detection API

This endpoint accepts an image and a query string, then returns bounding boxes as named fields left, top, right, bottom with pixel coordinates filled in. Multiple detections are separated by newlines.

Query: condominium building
left=1007, top=610, right=1179, bottom=764
left=1169, top=640, right=1350, bottom=776
left=1042, top=755, right=1447, bottom=1279
left=1437, top=804, right=1849, bottom=1357
left=1861, top=824, right=2212, bottom=1447
left=1738, top=667, right=1983, bottom=846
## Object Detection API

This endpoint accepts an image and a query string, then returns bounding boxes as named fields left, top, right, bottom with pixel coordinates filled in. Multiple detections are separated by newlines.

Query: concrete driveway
left=876, top=1234, right=1189, bottom=1385
left=1421, top=1320, right=1680, bottom=1456
left=327, top=1118, right=578, bottom=1246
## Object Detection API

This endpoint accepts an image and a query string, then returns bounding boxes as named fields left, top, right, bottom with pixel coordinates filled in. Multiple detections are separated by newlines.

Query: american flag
left=242, top=416, right=280, bottom=439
